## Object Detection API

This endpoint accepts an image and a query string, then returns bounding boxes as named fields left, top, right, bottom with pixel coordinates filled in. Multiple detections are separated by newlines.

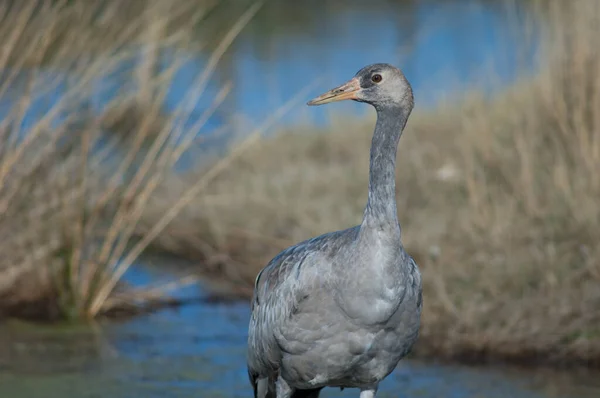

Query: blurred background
left=0, top=0, right=599, bottom=397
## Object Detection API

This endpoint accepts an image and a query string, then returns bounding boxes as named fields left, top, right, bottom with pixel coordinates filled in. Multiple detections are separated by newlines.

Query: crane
left=247, top=63, right=423, bottom=398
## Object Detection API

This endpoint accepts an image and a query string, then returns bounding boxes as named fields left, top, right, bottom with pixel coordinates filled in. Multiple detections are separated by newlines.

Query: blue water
left=0, top=0, right=536, bottom=155
left=234, top=0, right=534, bottom=127
left=0, top=263, right=598, bottom=397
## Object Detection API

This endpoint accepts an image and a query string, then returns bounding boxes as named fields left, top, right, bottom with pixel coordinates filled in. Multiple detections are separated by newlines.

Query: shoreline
left=1, top=283, right=598, bottom=371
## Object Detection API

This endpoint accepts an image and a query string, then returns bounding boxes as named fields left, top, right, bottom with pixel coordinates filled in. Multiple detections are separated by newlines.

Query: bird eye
left=371, top=74, right=382, bottom=83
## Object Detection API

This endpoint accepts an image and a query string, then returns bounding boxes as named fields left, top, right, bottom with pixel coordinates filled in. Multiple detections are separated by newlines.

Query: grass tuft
left=0, top=0, right=265, bottom=321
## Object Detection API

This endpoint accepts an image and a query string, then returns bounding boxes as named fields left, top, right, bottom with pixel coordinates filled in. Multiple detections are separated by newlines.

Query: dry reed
left=0, top=0, right=268, bottom=320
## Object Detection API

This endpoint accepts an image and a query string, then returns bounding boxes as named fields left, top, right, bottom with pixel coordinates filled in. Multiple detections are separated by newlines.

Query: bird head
left=307, top=63, right=413, bottom=111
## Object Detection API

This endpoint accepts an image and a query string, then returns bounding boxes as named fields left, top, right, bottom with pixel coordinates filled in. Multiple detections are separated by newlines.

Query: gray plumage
left=247, top=63, right=423, bottom=398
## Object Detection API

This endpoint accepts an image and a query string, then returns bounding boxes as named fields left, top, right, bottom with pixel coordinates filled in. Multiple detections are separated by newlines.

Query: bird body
left=247, top=64, right=423, bottom=398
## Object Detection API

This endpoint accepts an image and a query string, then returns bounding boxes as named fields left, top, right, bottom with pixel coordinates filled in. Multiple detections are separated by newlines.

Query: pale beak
left=307, top=77, right=361, bottom=106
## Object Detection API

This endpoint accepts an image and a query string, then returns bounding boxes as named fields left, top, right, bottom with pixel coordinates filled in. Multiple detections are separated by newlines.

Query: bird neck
left=361, top=105, right=409, bottom=236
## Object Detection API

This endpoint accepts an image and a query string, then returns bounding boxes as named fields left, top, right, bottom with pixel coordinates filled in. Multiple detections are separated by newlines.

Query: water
left=228, top=0, right=535, bottom=127
left=1, top=0, right=537, bottom=157
left=3, top=1, right=595, bottom=397
left=0, top=264, right=599, bottom=397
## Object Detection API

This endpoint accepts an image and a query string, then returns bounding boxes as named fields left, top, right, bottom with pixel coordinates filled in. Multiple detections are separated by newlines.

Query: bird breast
left=337, top=281, right=406, bottom=326
left=333, top=245, right=409, bottom=326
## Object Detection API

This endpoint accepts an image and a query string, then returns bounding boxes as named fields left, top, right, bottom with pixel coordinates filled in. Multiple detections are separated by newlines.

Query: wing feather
left=246, top=228, right=358, bottom=382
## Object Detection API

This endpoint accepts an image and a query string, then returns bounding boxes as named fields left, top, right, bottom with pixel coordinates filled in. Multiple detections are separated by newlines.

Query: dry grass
left=1, top=0, right=598, bottom=367
left=0, top=0, right=269, bottom=320
left=144, top=1, right=600, bottom=366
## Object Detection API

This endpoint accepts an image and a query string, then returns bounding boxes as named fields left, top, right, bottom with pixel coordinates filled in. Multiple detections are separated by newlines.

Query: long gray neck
left=360, top=105, right=410, bottom=236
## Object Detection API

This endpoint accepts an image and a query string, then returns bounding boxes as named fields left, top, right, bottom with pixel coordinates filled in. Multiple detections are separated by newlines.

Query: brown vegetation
left=0, top=0, right=264, bottom=320
left=144, top=0, right=600, bottom=366
left=0, top=0, right=598, bottom=368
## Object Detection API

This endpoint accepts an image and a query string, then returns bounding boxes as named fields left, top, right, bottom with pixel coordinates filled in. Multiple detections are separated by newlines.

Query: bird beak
left=307, top=78, right=361, bottom=106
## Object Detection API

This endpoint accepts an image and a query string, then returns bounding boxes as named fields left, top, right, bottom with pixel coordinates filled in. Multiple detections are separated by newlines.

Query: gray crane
left=247, top=63, right=423, bottom=398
